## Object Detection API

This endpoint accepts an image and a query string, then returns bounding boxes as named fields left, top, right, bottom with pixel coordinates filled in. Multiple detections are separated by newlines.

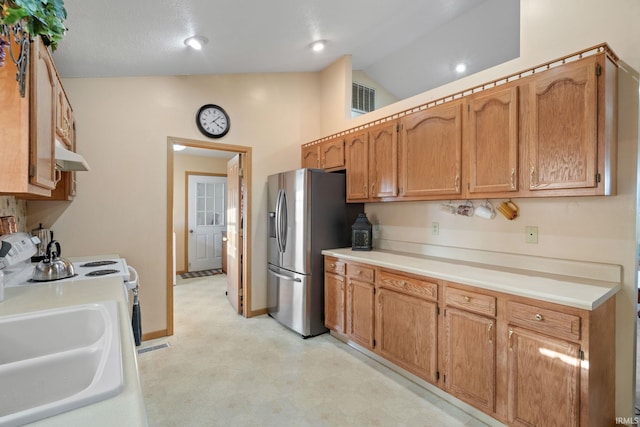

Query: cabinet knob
left=330, top=263, right=335, bottom=268
left=356, top=269, right=361, bottom=274
left=400, top=281, right=406, bottom=287
left=464, top=296, right=470, bottom=302
left=534, top=313, right=543, bottom=321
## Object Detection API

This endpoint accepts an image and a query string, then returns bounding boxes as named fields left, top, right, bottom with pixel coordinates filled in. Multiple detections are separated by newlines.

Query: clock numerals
left=196, top=104, right=230, bottom=138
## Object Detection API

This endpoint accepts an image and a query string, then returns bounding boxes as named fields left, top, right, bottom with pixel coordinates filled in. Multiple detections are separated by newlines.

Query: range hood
left=55, top=141, right=90, bottom=171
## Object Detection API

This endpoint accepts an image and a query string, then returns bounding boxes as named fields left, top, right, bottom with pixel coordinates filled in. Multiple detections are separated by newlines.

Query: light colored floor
left=137, top=274, right=491, bottom=427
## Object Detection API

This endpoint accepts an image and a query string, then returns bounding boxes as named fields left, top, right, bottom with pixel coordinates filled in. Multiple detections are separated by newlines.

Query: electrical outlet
left=525, top=226, right=538, bottom=244
left=432, top=222, right=440, bottom=236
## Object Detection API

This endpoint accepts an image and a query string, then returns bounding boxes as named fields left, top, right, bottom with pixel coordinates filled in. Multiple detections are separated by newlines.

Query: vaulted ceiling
left=52, top=0, right=520, bottom=101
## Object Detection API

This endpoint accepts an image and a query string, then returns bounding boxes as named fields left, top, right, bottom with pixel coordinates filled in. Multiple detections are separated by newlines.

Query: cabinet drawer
left=347, top=263, right=375, bottom=282
left=378, top=270, right=438, bottom=301
left=445, top=286, right=496, bottom=317
left=507, top=301, right=581, bottom=341
left=325, top=257, right=346, bottom=275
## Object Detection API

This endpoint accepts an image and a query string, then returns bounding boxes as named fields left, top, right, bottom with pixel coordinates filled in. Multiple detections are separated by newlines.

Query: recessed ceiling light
left=184, top=36, right=208, bottom=50
left=173, top=144, right=186, bottom=152
left=455, top=63, right=467, bottom=73
left=310, top=40, right=327, bottom=52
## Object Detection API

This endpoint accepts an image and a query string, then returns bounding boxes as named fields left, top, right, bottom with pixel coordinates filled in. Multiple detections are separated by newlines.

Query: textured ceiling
left=52, top=0, right=519, bottom=100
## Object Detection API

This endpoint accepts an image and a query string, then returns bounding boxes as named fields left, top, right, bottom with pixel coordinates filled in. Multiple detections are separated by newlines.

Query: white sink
left=0, top=301, right=123, bottom=426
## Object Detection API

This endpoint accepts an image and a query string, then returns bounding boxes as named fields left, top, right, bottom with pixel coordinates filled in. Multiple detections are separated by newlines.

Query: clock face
left=196, top=104, right=230, bottom=138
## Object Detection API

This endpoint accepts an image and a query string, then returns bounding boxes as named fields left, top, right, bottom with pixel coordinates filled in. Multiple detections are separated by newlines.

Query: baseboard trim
left=142, top=329, right=170, bottom=342
left=249, top=308, right=268, bottom=317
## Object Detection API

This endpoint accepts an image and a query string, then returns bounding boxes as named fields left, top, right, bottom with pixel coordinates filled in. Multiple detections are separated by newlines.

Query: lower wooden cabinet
left=323, top=255, right=615, bottom=426
left=376, top=287, right=438, bottom=383
left=507, top=325, right=581, bottom=427
left=347, top=278, right=375, bottom=349
left=324, top=271, right=346, bottom=334
left=443, top=307, right=496, bottom=413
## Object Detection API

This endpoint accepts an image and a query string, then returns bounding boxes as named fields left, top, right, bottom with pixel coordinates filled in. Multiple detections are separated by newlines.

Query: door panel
left=267, top=266, right=309, bottom=336
left=187, top=175, right=226, bottom=271
left=226, top=155, right=242, bottom=314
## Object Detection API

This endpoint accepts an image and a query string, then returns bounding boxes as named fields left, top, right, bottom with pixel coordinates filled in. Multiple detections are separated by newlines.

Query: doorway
left=186, top=173, right=227, bottom=272
left=166, top=137, right=252, bottom=336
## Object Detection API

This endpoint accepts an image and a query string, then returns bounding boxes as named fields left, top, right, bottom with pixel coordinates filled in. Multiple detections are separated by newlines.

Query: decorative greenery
left=0, top=0, right=67, bottom=50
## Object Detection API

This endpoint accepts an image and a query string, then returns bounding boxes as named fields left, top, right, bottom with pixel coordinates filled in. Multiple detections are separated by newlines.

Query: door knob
left=189, top=229, right=194, bottom=233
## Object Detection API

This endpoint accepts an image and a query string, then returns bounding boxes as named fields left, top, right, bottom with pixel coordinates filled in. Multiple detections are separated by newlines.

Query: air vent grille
left=352, top=82, right=376, bottom=113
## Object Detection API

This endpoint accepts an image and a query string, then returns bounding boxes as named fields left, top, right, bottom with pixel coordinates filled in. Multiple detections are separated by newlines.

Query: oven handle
left=127, top=266, right=139, bottom=291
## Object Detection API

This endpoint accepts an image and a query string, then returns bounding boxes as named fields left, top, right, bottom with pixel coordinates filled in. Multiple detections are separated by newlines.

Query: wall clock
left=196, top=104, right=230, bottom=138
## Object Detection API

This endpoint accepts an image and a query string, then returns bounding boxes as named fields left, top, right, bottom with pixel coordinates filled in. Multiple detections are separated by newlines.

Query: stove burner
left=85, top=269, right=119, bottom=277
left=80, top=260, right=118, bottom=268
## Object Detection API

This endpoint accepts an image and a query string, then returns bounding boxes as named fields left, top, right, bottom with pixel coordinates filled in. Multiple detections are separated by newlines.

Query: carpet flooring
left=180, top=269, right=223, bottom=279
left=137, top=274, right=495, bottom=427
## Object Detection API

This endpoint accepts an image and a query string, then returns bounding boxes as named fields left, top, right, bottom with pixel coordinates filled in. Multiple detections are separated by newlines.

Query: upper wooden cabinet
left=368, top=121, right=398, bottom=199
left=521, top=54, right=616, bottom=196
left=465, top=85, right=519, bottom=196
left=301, top=47, right=617, bottom=202
left=301, top=144, right=320, bottom=169
left=399, top=101, right=463, bottom=199
left=55, top=80, right=74, bottom=148
left=30, top=37, right=57, bottom=191
left=320, top=137, right=345, bottom=170
left=0, top=36, right=52, bottom=197
left=345, top=131, right=369, bottom=201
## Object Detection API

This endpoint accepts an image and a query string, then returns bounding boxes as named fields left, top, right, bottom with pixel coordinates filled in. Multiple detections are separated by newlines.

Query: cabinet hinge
left=443, top=374, right=446, bottom=383
left=238, top=167, right=244, bottom=177
left=596, top=63, right=602, bottom=76
left=29, top=164, right=35, bottom=177
left=438, top=307, right=441, bottom=316
left=435, top=371, right=440, bottom=380
left=596, top=173, right=601, bottom=183
left=373, top=339, right=376, bottom=347
left=396, top=124, right=400, bottom=133
left=579, top=350, right=585, bottom=361
left=467, top=104, right=470, bottom=112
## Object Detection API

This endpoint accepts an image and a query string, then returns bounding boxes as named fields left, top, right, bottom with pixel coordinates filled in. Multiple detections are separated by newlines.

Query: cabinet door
left=321, top=138, right=345, bottom=170
left=346, top=131, right=369, bottom=201
left=55, top=83, right=73, bottom=148
left=376, top=288, right=438, bottom=383
left=301, top=145, right=320, bottom=168
left=443, top=308, right=496, bottom=413
left=368, top=121, right=398, bottom=199
left=30, top=38, right=56, bottom=190
left=467, top=86, right=518, bottom=195
left=526, top=55, right=598, bottom=191
left=347, top=278, right=375, bottom=349
left=399, top=101, right=462, bottom=198
left=507, top=326, right=580, bottom=427
left=324, top=273, right=346, bottom=334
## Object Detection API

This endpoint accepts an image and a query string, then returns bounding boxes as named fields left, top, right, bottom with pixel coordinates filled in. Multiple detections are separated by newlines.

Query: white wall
left=28, top=72, right=321, bottom=337
left=318, top=0, right=640, bottom=419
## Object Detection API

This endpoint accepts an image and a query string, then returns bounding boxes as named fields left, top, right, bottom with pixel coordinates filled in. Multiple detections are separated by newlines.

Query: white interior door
left=188, top=175, right=227, bottom=272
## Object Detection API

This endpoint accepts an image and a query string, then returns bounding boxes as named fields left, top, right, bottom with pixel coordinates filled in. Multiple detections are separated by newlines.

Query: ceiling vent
left=352, top=82, right=376, bottom=114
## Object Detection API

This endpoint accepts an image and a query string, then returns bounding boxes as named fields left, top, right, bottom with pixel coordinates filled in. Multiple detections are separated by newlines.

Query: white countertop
left=0, top=277, right=147, bottom=426
left=322, top=248, right=620, bottom=310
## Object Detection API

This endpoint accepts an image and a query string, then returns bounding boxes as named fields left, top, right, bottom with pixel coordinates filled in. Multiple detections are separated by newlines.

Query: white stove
left=0, top=233, right=136, bottom=290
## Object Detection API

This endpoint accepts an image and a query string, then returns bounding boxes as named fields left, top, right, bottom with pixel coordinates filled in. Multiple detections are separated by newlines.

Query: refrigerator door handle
left=268, top=267, right=302, bottom=282
left=274, top=190, right=282, bottom=253
left=276, top=189, right=288, bottom=253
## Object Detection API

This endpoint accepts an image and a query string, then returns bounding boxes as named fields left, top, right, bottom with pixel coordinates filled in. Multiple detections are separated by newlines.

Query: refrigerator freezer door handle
left=268, top=267, right=302, bottom=282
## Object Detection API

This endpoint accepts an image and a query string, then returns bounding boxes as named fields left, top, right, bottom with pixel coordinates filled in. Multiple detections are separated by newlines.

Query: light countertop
left=0, top=277, right=147, bottom=426
left=322, top=248, right=620, bottom=310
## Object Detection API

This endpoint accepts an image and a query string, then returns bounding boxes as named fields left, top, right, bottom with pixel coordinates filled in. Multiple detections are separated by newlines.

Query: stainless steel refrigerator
left=267, top=168, right=361, bottom=337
